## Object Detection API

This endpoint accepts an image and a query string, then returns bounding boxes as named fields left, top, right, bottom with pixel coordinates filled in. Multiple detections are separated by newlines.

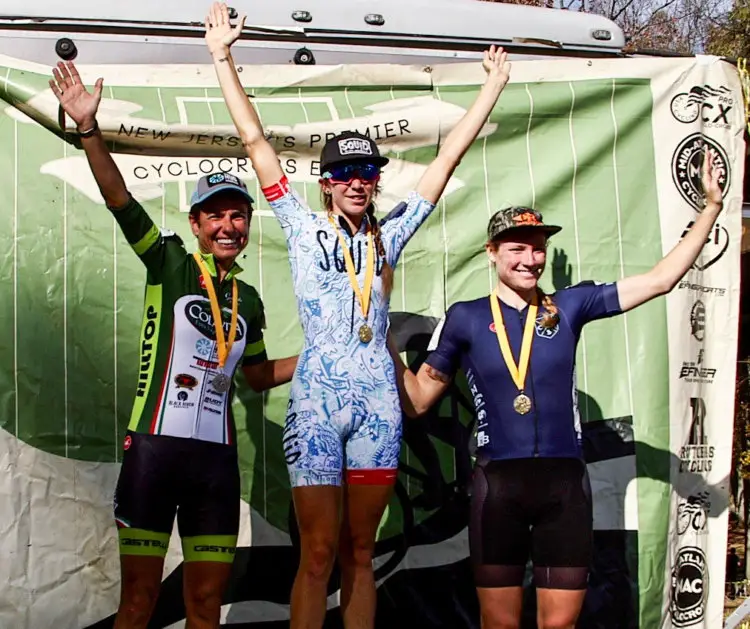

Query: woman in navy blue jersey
left=391, top=154, right=724, bottom=629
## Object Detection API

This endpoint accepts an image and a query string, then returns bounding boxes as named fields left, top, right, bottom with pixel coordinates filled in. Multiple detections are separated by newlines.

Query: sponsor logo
left=120, top=538, right=169, bottom=550
left=467, top=369, right=490, bottom=448
left=679, top=351, right=717, bottom=384
left=672, top=134, right=730, bottom=209
left=338, top=138, right=373, bottom=156
left=136, top=305, right=159, bottom=399
left=690, top=301, right=705, bottom=342
left=670, top=546, right=707, bottom=627
left=680, top=397, right=715, bottom=473
left=202, top=406, right=221, bottom=415
left=196, top=358, right=220, bottom=369
left=195, top=338, right=212, bottom=356
left=677, top=492, right=709, bottom=535
left=174, top=373, right=199, bottom=390
left=670, top=85, right=733, bottom=128
left=123, top=435, right=132, bottom=451
left=203, top=396, right=222, bottom=407
left=207, top=172, right=242, bottom=187
left=677, top=279, right=726, bottom=297
left=535, top=314, right=559, bottom=339
left=681, top=222, right=729, bottom=271
left=193, top=544, right=236, bottom=555
left=184, top=299, right=246, bottom=341
left=199, top=275, right=207, bottom=290
left=177, top=391, right=188, bottom=402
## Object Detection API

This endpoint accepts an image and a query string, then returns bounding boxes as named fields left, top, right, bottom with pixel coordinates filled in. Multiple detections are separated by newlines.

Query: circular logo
left=177, top=391, right=189, bottom=402
left=489, top=322, right=496, bottom=333
left=670, top=546, right=707, bottom=627
left=123, top=435, right=132, bottom=451
left=690, top=301, right=705, bottom=342
left=195, top=338, right=212, bottom=357
left=672, top=134, right=730, bottom=210
left=535, top=313, right=559, bottom=339
left=671, top=93, right=700, bottom=124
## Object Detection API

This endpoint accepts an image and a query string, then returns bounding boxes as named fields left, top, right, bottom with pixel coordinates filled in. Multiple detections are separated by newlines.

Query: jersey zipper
left=518, top=309, right=540, bottom=457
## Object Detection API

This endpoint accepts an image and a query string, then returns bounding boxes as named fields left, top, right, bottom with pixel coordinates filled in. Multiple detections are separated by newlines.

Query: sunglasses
left=323, top=163, right=381, bottom=184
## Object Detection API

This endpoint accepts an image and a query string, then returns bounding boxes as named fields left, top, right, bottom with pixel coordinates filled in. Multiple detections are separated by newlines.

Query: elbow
left=654, top=271, right=676, bottom=297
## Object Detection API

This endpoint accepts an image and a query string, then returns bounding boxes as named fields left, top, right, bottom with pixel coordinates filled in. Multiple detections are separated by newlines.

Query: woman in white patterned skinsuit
left=204, top=3, right=511, bottom=627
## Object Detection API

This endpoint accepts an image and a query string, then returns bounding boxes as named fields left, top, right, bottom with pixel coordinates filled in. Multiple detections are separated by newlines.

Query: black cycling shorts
left=469, top=457, right=592, bottom=590
left=113, top=431, right=240, bottom=563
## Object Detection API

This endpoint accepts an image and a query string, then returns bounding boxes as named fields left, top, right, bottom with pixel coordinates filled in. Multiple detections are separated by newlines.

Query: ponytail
left=366, top=204, right=394, bottom=296
left=537, top=288, right=559, bottom=329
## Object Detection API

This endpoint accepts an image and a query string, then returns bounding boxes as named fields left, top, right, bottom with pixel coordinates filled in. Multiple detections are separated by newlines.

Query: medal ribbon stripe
left=327, top=214, right=375, bottom=342
left=489, top=289, right=538, bottom=413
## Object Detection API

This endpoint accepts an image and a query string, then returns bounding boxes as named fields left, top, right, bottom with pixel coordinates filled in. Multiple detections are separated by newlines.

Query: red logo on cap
left=123, top=436, right=132, bottom=451
left=513, top=212, right=542, bottom=226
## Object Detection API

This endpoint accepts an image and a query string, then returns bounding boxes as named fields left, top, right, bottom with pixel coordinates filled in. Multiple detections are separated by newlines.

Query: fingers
left=208, top=2, right=220, bottom=27
left=93, top=77, right=104, bottom=101
left=65, top=60, right=81, bottom=84
left=235, top=13, right=247, bottom=33
left=219, top=2, right=229, bottom=24
left=48, top=78, right=62, bottom=99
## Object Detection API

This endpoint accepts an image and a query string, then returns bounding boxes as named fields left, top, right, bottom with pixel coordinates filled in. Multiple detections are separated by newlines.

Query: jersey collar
left=197, top=251, right=243, bottom=281
left=336, top=213, right=371, bottom=236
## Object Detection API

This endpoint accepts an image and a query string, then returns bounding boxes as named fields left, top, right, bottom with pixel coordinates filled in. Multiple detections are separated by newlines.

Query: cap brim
left=321, top=155, right=390, bottom=173
left=191, top=183, right=254, bottom=209
left=491, top=224, right=563, bottom=240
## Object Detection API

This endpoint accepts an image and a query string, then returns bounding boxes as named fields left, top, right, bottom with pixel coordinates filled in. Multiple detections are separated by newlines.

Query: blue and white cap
left=190, top=172, right=254, bottom=209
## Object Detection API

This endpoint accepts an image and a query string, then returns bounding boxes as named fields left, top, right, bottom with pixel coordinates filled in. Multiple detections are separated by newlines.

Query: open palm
left=701, top=147, right=724, bottom=208
left=482, top=45, right=511, bottom=89
left=49, top=61, right=102, bottom=129
left=205, top=2, right=247, bottom=56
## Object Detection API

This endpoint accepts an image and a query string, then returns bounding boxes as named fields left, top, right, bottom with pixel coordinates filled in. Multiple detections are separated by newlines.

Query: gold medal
left=513, top=393, right=532, bottom=415
left=328, top=214, right=375, bottom=344
left=358, top=324, right=373, bottom=344
left=489, top=289, right=538, bottom=415
left=193, top=253, right=239, bottom=374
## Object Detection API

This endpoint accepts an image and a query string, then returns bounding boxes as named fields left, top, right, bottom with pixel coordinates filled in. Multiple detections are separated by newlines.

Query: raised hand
left=701, top=147, right=724, bottom=210
left=49, top=61, right=103, bottom=131
left=482, top=45, right=511, bottom=90
left=205, top=2, right=247, bottom=57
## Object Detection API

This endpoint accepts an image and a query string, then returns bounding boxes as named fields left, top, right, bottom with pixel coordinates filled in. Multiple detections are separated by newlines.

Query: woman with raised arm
left=203, top=3, right=511, bottom=627
left=390, top=154, right=725, bottom=629
left=49, top=61, right=296, bottom=629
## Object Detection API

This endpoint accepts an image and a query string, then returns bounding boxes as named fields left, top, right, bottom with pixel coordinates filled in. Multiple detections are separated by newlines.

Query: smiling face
left=486, top=229, right=548, bottom=292
left=189, top=192, right=251, bottom=266
left=319, top=161, right=380, bottom=220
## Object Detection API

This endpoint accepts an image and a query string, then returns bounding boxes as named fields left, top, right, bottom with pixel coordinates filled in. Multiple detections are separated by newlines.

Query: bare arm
left=50, top=61, right=129, bottom=208
left=415, top=46, right=510, bottom=204
left=205, top=2, right=284, bottom=188
left=387, top=333, right=450, bottom=416
left=242, top=355, right=298, bottom=393
left=616, top=151, right=724, bottom=312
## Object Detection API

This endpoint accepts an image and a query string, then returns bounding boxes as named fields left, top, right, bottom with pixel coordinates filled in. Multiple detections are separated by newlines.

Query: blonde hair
left=322, top=188, right=393, bottom=296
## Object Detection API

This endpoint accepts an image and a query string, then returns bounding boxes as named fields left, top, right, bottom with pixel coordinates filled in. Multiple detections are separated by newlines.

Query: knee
left=537, top=615, right=576, bottom=629
left=300, top=535, right=337, bottom=581
left=480, top=607, right=520, bottom=629
left=338, top=535, right=375, bottom=571
left=184, top=580, right=223, bottom=621
left=117, top=579, right=160, bottom=623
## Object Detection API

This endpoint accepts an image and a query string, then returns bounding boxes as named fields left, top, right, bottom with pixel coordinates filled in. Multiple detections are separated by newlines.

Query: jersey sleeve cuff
left=602, top=282, right=623, bottom=315
left=424, top=352, right=455, bottom=379
left=261, top=176, right=291, bottom=202
left=242, top=351, right=268, bottom=367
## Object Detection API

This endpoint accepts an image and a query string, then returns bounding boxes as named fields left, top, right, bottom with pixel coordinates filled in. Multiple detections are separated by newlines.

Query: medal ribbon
left=193, top=253, right=238, bottom=369
left=328, top=214, right=375, bottom=323
left=489, top=289, right=538, bottom=393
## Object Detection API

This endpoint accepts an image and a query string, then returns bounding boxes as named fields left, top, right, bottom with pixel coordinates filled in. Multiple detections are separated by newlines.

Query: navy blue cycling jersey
left=425, top=282, right=622, bottom=461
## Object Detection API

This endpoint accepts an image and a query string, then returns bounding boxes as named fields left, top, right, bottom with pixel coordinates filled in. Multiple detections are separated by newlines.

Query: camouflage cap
left=487, top=206, right=562, bottom=241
